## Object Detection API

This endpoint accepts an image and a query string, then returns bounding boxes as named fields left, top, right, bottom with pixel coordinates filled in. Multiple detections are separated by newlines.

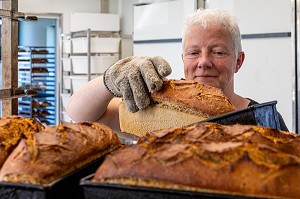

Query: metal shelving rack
left=59, top=29, right=121, bottom=123
left=18, top=46, right=56, bottom=125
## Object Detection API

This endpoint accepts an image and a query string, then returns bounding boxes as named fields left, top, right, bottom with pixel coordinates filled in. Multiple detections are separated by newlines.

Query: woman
left=67, top=8, right=288, bottom=132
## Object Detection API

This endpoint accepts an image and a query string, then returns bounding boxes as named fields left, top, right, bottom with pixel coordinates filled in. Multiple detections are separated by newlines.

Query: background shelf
left=18, top=46, right=57, bottom=126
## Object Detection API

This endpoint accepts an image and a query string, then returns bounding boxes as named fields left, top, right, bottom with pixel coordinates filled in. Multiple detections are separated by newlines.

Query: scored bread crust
left=151, top=80, right=236, bottom=116
left=0, top=116, right=45, bottom=168
left=119, top=80, right=236, bottom=137
left=0, top=121, right=121, bottom=184
left=93, top=122, right=300, bottom=199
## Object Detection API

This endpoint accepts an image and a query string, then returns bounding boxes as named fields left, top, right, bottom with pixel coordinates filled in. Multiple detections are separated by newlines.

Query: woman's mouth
left=194, top=76, right=218, bottom=84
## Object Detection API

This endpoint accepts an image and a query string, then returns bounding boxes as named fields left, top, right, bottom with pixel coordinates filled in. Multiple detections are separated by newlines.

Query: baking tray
left=202, top=101, right=281, bottom=130
left=0, top=157, right=104, bottom=199
left=80, top=174, right=270, bottom=199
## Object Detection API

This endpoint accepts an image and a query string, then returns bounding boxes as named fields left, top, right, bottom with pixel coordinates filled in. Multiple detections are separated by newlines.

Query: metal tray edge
left=80, top=175, right=280, bottom=199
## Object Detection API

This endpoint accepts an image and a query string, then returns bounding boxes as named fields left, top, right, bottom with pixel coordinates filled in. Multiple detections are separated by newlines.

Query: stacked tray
left=0, top=157, right=104, bottom=199
left=80, top=174, right=269, bottom=199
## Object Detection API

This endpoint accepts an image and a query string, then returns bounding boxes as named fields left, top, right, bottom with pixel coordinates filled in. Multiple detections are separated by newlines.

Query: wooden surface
left=1, top=0, right=19, bottom=116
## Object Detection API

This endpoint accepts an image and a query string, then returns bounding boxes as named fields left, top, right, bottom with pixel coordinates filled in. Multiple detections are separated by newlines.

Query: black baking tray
left=202, top=101, right=281, bottom=130
left=80, top=174, right=272, bottom=199
left=0, top=157, right=104, bottom=199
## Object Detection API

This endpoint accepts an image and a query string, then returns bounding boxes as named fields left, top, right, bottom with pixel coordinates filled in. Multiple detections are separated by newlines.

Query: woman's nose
left=197, top=53, right=213, bottom=69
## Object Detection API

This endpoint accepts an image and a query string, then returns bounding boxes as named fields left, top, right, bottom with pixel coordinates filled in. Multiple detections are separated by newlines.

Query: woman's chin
left=193, top=78, right=220, bottom=88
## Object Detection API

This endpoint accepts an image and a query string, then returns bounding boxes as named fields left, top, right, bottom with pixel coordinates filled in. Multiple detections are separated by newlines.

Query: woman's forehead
left=186, top=25, right=233, bottom=43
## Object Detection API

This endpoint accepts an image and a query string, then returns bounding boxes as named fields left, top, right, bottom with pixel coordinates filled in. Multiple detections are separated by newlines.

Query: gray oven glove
left=103, top=56, right=172, bottom=113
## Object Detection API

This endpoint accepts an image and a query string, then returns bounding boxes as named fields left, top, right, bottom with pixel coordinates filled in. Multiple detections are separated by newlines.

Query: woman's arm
left=66, top=76, right=122, bottom=132
left=66, top=56, right=171, bottom=133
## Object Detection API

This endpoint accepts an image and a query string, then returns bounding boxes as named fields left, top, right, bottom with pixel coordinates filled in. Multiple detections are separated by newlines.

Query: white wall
left=130, top=0, right=294, bottom=131
left=207, top=0, right=293, bottom=132
left=18, top=0, right=101, bottom=34
left=132, top=0, right=196, bottom=79
left=111, top=0, right=139, bottom=58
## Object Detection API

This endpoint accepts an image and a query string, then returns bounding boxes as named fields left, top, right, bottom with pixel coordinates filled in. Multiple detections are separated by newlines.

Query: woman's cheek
left=183, top=67, right=188, bottom=79
left=185, top=60, right=195, bottom=70
left=184, top=64, right=192, bottom=79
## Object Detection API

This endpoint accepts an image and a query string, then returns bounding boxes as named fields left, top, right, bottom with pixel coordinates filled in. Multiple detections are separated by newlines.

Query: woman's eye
left=186, top=52, right=199, bottom=58
left=212, top=51, right=227, bottom=57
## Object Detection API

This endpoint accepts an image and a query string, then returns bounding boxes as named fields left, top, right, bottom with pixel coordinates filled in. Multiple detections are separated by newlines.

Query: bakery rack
left=18, top=46, right=56, bottom=125
left=0, top=88, right=37, bottom=100
left=59, top=29, right=121, bottom=123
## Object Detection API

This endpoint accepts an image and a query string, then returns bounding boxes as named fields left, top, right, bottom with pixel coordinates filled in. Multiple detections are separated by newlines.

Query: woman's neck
left=228, top=93, right=250, bottom=110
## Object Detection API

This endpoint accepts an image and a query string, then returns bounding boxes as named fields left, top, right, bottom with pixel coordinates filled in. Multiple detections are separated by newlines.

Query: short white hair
left=182, top=8, right=242, bottom=55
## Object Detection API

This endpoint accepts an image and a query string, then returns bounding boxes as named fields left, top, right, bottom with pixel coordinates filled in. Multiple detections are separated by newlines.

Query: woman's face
left=182, top=24, right=244, bottom=95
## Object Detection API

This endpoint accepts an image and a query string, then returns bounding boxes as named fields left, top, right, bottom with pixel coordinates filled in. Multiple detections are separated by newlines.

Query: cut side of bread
left=119, top=103, right=208, bottom=137
left=119, top=79, right=236, bottom=137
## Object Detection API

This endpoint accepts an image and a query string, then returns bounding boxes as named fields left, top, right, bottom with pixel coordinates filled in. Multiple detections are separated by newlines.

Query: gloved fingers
left=110, top=57, right=134, bottom=78
left=150, top=56, right=172, bottom=77
left=103, top=57, right=135, bottom=97
left=138, top=59, right=164, bottom=93
left=119, top=79, right=139, bottom=113
left=113, top=56, right=136, bottom=67
left=128, top=69, right=151, bottom=110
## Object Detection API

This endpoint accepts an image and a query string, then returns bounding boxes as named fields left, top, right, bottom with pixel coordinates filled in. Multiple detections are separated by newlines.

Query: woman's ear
left=235, top=51, right=245, bottom=73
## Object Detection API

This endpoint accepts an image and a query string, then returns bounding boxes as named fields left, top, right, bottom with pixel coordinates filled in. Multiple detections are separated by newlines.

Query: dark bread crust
left=0, top=116, right=44, bottom=168
left=0, top=121, right=121, bottom=184
left=93, top=122, right=300, bottom=199
left=151, top=80, right=236, bottom=117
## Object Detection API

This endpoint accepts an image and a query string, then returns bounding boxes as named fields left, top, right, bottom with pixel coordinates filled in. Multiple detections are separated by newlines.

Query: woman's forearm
left=66, top=76, right=114, bottom=122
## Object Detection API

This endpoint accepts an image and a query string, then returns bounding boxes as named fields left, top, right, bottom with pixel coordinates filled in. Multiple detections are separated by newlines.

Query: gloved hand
left=103, top=56, right=172, bottom=113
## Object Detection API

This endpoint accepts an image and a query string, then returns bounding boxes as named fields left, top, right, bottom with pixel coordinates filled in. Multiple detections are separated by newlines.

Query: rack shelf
left=59, top=29, right=121, bottom=123
left=18, top=46, right=57, bottom=126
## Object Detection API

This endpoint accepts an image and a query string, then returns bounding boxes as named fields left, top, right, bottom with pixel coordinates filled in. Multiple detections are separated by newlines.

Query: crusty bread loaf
left=0, top=121, right=121, bottom=184
left=0, top=116, right=44, bottom=168
left=119, top=79, right=236, bottom=137
left=93, top=122, right=300, bottom=199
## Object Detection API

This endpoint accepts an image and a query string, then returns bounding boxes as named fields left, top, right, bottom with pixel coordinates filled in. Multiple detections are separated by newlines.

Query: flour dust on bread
left=93, top=122, right=300, bottom=199
left=0, top=121, right=121, bottom=184
left=119, top=79, right=236, bottom=137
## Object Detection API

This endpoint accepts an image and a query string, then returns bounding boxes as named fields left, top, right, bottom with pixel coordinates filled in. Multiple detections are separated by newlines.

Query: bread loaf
left=0, top=116, right=44, bottom=168
left=119, top=79, right=236, bottom=137
left=93, top=122, right=300, bottom=199
left=32, top=99, right=40, bottom=108
left=0, top=121, right=121, bottom=184
left=40, top=101, right=52, bottom=107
